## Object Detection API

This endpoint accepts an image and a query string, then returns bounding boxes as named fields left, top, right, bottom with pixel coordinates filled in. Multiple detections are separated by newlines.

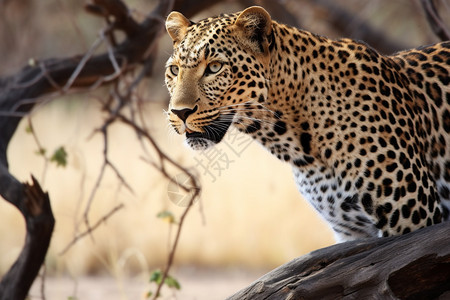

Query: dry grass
left=0, top=97, right=333, bottom=279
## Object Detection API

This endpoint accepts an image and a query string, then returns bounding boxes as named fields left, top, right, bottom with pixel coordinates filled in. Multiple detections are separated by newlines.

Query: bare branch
left=151, top=186, right=200, bottom=300
left=26, top=117, right=49, bottom=185
left=59, top=203, right=125, bottom=256
left=118, top=113, right=201, bottom=299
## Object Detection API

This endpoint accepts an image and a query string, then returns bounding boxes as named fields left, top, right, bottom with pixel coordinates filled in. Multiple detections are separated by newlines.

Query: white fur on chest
left=291, top=166, right=379, bottom=241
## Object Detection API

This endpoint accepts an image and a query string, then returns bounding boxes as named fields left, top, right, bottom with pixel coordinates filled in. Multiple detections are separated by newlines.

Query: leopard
left=164, top=6, right=450, bottom=242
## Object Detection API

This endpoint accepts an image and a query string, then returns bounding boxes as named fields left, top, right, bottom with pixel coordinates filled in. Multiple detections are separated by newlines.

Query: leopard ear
left=234, top=6, right=272, bottom=54
left=166, top=11, right=192, bottom=43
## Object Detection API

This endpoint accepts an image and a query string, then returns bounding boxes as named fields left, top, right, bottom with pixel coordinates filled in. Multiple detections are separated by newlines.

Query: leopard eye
left=169, top=65, right=179, bottom=76
left=205, top=62, right=223, bottom=75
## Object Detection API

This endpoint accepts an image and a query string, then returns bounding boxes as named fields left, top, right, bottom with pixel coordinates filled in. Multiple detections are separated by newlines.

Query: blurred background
left=0, top=0, right=448, bottom=299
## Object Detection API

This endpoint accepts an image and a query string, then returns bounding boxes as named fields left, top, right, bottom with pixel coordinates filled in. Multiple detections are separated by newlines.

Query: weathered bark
left=227, top=221, right=450, bottom=300
left=0, top=177, right=54, bottom=300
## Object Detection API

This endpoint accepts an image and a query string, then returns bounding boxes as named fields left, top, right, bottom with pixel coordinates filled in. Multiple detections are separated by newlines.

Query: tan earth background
left=0, top=0, right=448, bottom=299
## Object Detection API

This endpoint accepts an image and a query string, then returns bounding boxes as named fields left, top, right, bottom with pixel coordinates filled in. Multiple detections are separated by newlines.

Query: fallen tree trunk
left=227, top=221, right=450, bottom=300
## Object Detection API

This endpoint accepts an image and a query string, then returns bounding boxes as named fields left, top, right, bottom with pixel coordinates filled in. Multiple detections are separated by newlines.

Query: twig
left=41, top=62, right=63, bottom=91
left=79, top=106, right=134, bottom=241
left=81, top=151, right=107, bottom=240
left=59, top=203, right=125, bottom=255
left=60, top=32, right=136, bottom=253
left=152, top=186, right=199, bottom=300
left=102, top=27, right=126, bottom=81
left=7, top=54, right=126, bottom=116
left=63, top=26, right=111, bottom=91
left=26, top=117, right=49, bottom=185
left=116, top=113, right=201, bottom=299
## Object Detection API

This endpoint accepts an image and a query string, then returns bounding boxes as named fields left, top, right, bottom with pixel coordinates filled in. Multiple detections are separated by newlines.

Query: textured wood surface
left=227, top=221, right=450, bottom=300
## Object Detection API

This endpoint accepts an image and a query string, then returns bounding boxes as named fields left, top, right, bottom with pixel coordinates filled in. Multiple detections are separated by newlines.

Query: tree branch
left=0, top=176, right=54, bottom=300
left=227, top=221, right=450, bottom=299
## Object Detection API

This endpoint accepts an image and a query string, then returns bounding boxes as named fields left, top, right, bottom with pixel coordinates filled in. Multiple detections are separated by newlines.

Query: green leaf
left=149, top=270, right=181, bottom=294
left=165, top=275, right=181, bottom=290
left=149, top=269, right=162, bottom=284
left=156, top=210, right=175, bottom=224
left=50, top=146, right=68, bottom=167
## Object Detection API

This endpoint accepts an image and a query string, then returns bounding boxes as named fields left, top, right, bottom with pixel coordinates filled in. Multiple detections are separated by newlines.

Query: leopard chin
left=184, top=113, right=234, bottom=151
left=185, top=136, right=216, bottom=151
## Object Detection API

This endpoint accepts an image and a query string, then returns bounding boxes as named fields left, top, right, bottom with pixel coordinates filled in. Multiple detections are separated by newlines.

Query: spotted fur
left=165, top=6, right=450, bottom=242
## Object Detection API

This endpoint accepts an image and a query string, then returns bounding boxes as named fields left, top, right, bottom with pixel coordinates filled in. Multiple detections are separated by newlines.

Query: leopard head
left=165, top=6, right=273, bottom=150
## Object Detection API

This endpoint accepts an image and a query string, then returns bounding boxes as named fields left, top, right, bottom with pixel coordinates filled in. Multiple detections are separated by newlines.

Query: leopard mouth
left=186, top=113, right=234, bottom=146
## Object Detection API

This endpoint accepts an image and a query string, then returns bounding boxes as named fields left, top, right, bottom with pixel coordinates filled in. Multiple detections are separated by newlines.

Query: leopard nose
left=171, top=106, right=198, bottom=122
